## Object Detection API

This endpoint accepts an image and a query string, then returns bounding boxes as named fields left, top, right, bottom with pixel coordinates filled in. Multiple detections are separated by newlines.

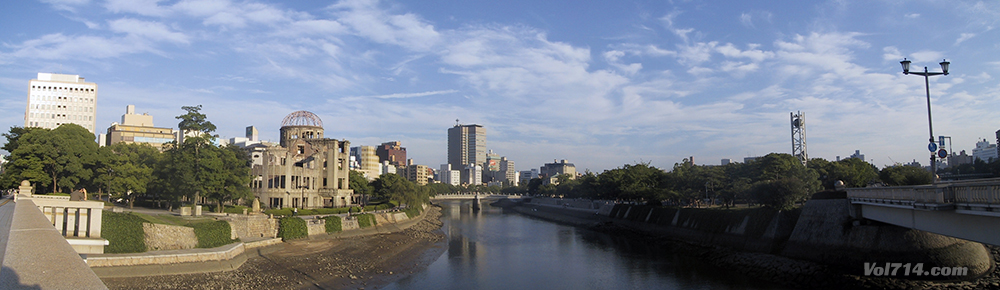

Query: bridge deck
left=845, top=178, right=1000, bottom=245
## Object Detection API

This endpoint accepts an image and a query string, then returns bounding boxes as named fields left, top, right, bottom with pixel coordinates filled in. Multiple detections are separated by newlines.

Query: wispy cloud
left=362, top=89, right=459, bottom=99
left=955, top=33, right=976, bottom=45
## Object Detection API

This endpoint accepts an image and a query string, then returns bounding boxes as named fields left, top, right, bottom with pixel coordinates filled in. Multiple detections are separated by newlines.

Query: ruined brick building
left=247, top=111, right=355, bottom=209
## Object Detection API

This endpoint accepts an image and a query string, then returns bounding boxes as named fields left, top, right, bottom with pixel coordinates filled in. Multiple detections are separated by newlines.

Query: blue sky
left=1, top=0, right=999, bottom=173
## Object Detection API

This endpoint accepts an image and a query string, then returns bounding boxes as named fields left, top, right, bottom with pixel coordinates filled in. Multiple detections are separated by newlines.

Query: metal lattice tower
left=791, top=111, right=807, bottom=166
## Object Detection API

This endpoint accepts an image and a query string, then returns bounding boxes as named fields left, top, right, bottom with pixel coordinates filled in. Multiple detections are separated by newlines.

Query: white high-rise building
left=439, top=164, right=460, bottom=186
left=972, top=139, right=998, bottom=162
left=24, top=73, right=98, bottom=133
left=463, top=164, right=482, bottom=185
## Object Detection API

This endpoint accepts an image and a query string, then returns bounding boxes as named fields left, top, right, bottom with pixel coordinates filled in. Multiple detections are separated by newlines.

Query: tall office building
left=448, top=123, right=486, bottom=183
left=350, top=145, right=381, bottom=180
left=24, top=73, right=98, bottom=133
left=376, top=141, right=407, bottom=167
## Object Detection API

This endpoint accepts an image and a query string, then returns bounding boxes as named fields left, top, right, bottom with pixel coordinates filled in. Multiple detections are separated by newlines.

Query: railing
left=0, top=196, right=108, bottom=289
left=19, top=194, right=107, bottom=254
left=846, top=179, right=1000, bottom=211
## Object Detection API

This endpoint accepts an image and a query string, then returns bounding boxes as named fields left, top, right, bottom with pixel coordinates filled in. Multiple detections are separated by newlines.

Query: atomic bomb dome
left=249, top=110, right=354, bottom=209
left=279, top=111, right=324, bottom=147
left=281, top=110, right=323, bottom=128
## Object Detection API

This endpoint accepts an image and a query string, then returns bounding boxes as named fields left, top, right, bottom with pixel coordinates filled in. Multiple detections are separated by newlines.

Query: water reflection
left=387, top=200, right=788, bottom=290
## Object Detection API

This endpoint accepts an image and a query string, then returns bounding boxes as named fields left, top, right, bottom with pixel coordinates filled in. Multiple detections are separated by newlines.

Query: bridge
left=846, top=178, right=1000, bottom=246
left=0, top=181, right=108, bottom=289
left=431, top=193, right=524, bottom=200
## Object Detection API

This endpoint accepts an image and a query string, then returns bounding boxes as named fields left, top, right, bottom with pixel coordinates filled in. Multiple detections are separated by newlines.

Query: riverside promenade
left=94, top=204, right=435, bottom=279
left=101, top=206, right=445, bottom=290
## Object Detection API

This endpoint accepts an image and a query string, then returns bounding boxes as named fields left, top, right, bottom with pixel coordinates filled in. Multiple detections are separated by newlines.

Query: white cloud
left=740, top=13, right=753, bottom=27
left=40, top=0, right=89, bottom=12
left=0, top=33, right=154, bottom=61
left=882, top=46, right=903, bottom=61
left=105, top=0, right=170, bottom=17
left=676, top=41, right=716, bottom=66
left=909, top=50, right=944, bottom=63
left=203, top=11, right=246, bottom=27
left=739, top=10, right=773, bottom=28
left=328, top=0, right=441, bottom=51
left=358, top=89, right=458, bottom=99
left=955, top=33, right=976, bottom=45
left=108, top=18, right=190, bottom=44
left=173, top=0, right=230, bottom=17
left=905, top=13, right=920, bottom=19
left=716, top=43, right=774, bottom=62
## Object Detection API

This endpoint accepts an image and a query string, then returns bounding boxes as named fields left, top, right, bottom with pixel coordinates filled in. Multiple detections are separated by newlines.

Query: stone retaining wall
left=143, top=223, right=197, bottom=251
left=306, top=219, right=326, bottom=236
left=225, top=214, right=278, bottom=240
left=89, top=242, right=246, bottom=267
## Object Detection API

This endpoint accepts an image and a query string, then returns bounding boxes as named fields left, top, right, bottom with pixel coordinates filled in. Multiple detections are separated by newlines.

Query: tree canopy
left=1, top=124, right=97, bottom=193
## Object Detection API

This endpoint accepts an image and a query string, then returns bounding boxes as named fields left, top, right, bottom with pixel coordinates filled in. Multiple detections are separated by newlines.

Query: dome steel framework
left=281, top=111, right=323, bottom=127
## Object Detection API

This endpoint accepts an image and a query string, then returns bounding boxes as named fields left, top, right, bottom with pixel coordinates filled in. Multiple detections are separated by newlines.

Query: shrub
left=357, top=213, right=377, bottom=228
left=324, top=215, right=342, bottom=233
left=264, top=208, right=293, bottom=216
left=403, top=207, right=422, bottom=219
left=192, top=220, right=236, bottom=248
left=102, top=212, right=147, bottom=253
left=277, top=217, right=307, bottom=241
left=265, top=207, right=355, bottom=217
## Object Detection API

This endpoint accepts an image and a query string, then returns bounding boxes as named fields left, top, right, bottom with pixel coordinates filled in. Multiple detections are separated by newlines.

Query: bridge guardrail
left=953, top=184, right=1000, bottom=206
left=846, top=181, right=1000, bottom=210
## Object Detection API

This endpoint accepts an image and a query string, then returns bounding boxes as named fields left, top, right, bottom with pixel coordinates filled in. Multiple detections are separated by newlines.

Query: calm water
left=385, top=200, right=788, bottom=290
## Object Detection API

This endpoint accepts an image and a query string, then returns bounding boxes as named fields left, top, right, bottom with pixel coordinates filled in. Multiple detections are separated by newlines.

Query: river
left=384, top=199, right=789, bottom=290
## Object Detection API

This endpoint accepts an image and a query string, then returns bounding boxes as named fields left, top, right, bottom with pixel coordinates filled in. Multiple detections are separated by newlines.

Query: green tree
left=209, top=145, right=253, bottom=212
left=349, top=170, right=373, bottom=204
left=372, top=173, right=426, bottom=206
left=2, top=124, right=97, bottom=193
left=751, top=178, right=808, bottom=211
left=810, top=157, right=879, bottom=189
left=176, top=105, right=217, bottom=137
left=95, top=143, right=159, bottom=208
left=879, top=165, right=933, bottom=186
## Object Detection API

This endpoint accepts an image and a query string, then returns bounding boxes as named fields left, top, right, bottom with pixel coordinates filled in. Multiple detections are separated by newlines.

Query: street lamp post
left=900, top=58, right=950, bottom=182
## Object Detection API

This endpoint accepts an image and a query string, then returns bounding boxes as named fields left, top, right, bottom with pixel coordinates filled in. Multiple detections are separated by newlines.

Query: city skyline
left=2, top=0, right=1000, bottom=172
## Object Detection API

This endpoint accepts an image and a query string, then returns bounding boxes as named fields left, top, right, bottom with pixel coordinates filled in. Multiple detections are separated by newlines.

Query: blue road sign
left=938, top=149, right=948, bottom=159
left=928, top=142, right=938, bottom=152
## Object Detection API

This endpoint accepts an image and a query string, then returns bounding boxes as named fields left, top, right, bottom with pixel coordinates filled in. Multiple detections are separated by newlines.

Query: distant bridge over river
left=431, top=194, right=524, bottom=200
left=846, top=178, right=1000, bottom=246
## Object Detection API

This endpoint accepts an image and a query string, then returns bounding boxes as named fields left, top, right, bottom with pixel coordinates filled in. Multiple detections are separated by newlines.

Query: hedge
left=277, top=217, right=308, bottom=241
left=323, top=215, right=342, bottom=233
left=102, top=212, right=147, bottom=253
left=192, top=220, right=236, bottom=248
left=403, top=206, right=422, bottom=219
left=357, top=213, right=377, bottom=228
left=265, top=207, right=363, bottom=217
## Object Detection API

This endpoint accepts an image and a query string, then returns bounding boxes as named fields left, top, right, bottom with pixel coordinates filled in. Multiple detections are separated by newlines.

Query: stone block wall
left=143, top=223, right=197, bottom=251
left=226, top=215, right=278, bottom=240
left=341, top=218, right=359, bottom=231
left=306, top=219, right=326, bottom=236
left=374, top=213, right=391, bottom=225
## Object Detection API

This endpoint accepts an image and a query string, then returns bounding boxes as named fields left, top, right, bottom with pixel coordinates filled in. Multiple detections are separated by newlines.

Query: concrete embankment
left=90, top=205, right=432, bottom=278
left=497, top=195, right=994, bottom=289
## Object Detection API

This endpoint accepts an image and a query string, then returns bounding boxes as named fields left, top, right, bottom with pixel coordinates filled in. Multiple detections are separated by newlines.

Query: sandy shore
left=101, top=206, right=446, bottom=290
